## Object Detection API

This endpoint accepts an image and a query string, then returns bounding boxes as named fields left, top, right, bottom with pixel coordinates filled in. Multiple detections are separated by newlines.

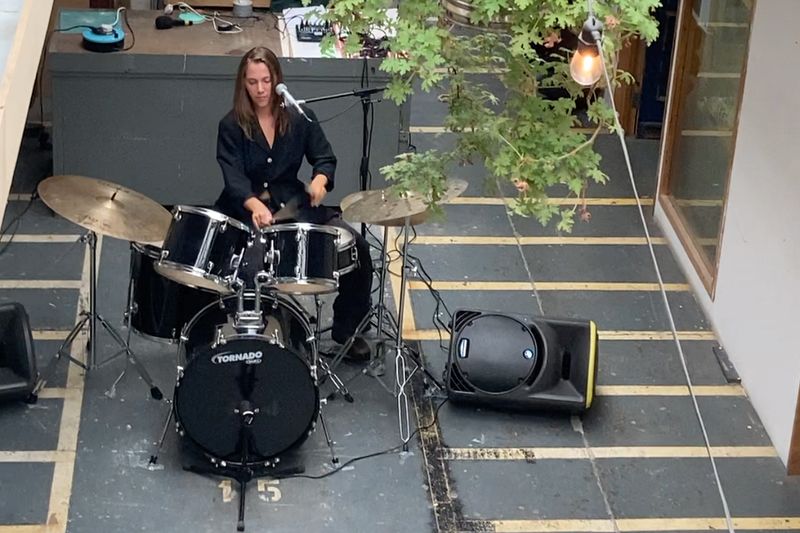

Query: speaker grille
left=450, top=313, right=538, bottom=394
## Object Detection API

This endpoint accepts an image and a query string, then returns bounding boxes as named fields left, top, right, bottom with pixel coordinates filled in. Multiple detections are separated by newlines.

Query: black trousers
left=239, top=216, right=373, bottom=341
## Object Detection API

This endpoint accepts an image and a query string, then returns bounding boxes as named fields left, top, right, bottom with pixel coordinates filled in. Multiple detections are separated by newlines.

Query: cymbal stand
left=329, top=223, right=442, bottom=399
left=329, top=224, right=397, bottom=390
left=394, top=216, right=414, bottom=445
left=34, top=230, right=163, bottom=400
left=313, top=295, right=353, bottom=404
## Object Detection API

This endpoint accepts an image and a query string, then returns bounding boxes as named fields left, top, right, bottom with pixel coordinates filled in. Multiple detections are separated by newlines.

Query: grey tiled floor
left=1, top=84, right=800, bottom=533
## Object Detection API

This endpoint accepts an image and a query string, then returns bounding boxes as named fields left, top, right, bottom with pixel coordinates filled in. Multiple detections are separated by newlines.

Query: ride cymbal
left=340, top=179, right=468, bottom=226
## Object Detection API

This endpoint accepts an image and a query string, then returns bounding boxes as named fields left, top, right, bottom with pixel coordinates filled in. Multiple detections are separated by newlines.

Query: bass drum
left=176, top=293, right=318, bottom=463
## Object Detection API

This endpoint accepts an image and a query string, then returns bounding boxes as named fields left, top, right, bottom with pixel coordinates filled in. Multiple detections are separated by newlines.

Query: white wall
left=0, top=1, right=24, bottom=77
left=655, top=0, right=800, bottom=465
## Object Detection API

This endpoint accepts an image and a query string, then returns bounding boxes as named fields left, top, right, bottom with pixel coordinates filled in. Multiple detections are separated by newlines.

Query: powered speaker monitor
left=444, top=309, right=598, bottom=413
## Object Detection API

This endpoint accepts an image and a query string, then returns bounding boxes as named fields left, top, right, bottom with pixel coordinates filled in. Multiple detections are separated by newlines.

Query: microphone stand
left=300, top=86, right=387, bottom=238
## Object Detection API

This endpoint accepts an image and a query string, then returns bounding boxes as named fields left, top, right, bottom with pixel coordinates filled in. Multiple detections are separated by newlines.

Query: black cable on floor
left=274, top=397, right=449, bottom=481
left=0, top=191, right=40, bottom=258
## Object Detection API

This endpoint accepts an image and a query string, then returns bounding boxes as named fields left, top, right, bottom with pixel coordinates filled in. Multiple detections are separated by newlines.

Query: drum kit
left=33, top=174, right=466, bottom=531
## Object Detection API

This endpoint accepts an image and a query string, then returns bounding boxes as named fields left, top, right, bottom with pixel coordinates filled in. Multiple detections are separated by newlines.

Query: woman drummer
left=214, top=46, right=372, bottom=361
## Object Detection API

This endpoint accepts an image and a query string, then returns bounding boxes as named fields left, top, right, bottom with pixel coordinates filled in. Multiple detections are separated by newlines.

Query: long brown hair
left=233, top=47, right=289, bottom=139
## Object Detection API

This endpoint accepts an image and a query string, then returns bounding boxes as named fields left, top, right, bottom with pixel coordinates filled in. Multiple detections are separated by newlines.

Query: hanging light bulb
left=570, top=16, right=604, bottom=86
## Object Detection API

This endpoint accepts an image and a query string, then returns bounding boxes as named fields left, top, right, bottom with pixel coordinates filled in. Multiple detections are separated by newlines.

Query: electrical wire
left=382, top=225, right=453, bottom=350
left=172, top=2, right=244, bottom=34
left=52, top=25, right=95, bottom=33
left=596, top=32, right=736, bottom=533
left=0, top=192, right=39, bottom=258
left=275, top=397, right=449, bottom=480
left=121, top=8, right=135, bottom=52
left=317, top=99, right=362, bottom=124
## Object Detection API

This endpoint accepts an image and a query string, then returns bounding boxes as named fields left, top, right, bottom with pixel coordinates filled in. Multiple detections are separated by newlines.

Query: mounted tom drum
left=156, top=206, right=251, bottom=294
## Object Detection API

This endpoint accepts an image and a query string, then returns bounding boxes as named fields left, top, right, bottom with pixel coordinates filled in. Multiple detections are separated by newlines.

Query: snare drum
left=260, top=223, right=354, bottom=294
left=128, top=243, right=218, bottom=343
left=156, top=206, right=251, bottom=294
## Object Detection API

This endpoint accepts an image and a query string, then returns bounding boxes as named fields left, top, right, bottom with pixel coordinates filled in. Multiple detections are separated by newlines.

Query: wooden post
left=614, top=37, right=646, bottom=135
left=789, top=382, right=800, bottom=475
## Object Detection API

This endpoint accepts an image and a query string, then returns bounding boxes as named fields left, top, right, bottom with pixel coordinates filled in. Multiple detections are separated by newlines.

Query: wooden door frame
left=615, top=37, right=647, bottom=135
left=790, top=384, right=800, bottom=475
left=657, top=0, right=755, bottom=298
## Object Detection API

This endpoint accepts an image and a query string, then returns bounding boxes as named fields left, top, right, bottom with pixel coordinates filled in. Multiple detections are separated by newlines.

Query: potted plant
left=316, top=0, right=660, bottom=231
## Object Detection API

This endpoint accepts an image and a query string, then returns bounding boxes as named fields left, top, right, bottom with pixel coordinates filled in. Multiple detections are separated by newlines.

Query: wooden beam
left=0, top=0, right=55, bottom=227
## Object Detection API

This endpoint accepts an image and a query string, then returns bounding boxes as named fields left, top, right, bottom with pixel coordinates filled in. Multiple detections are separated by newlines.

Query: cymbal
left=341, top=179, right=468, bottom=226
left=38, top=175, right=172, bottom=243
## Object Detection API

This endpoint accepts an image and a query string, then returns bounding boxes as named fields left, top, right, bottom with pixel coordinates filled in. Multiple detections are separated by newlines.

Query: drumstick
left=272, top=196, right=300, bottom=222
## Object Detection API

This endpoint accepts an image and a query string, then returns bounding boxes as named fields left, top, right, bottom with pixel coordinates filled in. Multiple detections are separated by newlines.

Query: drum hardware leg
left=318, top=405, right=339, bottom=465
left=34, top=230, right=163, bottom=400
left=318, top=358, right=354, bottom=403
left=149, top=401, right=174, bottom=466
left=311, top=296, right=355, bottom=403
left=33, top=312, right=90, bottom=394
left=94, top=313, right=164, bottom=401
left=182, top=403, right=305, bottom=532
left=105, top=292, right=137, bottom=399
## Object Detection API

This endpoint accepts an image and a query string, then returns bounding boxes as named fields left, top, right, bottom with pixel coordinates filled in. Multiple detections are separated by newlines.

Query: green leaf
left=323, top=0, right=659, bottom=232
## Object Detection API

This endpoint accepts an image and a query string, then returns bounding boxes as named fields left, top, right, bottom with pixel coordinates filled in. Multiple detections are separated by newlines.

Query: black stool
left=0, top=302, right=38, bottom=403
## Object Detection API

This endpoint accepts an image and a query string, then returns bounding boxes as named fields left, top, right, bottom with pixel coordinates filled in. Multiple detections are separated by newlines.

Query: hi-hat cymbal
left=38, top=175, right=172, bottom=243
left=341, top=179, right=468, bottom=226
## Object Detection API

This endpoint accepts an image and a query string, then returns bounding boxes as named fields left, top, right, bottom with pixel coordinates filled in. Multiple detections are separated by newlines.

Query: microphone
left=155, top=15, right=194, bottom=29
left=275, top=83, right=311, bottom=122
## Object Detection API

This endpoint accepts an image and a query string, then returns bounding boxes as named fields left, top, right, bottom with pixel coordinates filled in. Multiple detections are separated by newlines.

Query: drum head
left=175, top=337, right=318, bottom=462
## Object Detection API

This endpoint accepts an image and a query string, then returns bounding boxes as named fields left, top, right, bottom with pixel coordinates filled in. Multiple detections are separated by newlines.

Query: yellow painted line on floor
left=0, top=526, right=47, bottom=533
left=483, top=517, right=800, bottom=532
left=407, top=281, right=691, bottom=292
left=0, top=280, right=82, bottom=289
left=0, top=234, right=81, bottom=243
left=37, top=388, right=69, bottom=399
left=0, top=450, right=76, bottom=463
left=404, top=329, right=716, bottom=342
left=442, top=445, right=777, bottom=460
left=410, top=126, right=450, bottom=133
left=446, top=197, right=654, bottom=206
left=387, top=228, right=416, bottom=333
left=595, top=384, right=745, bottom=397
left=410, top=125, right=601, bottom=135
left=55, top=388, right=84, bottom=450
left=32, top=330, right=70, bottom=341
left=600, top=330, right=717, bottom=341
left=44, top=236, right=97, bottom=533
left=7, top=193, right=34, bottom=201
left=411, top=235, right=667, bottom=246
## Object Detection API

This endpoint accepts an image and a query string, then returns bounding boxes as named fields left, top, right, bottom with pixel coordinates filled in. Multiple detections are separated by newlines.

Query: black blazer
left=214, top=106, right=336, bottom=224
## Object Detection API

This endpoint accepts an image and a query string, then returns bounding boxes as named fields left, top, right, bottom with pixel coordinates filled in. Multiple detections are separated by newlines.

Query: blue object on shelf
left=82, top=24, right=125, bottom=53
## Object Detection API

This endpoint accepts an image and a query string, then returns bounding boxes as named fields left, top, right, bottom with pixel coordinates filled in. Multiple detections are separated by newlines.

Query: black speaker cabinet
left=445, top=309, right=598, bottom=413
left=0, top=302, right=38, bottom=403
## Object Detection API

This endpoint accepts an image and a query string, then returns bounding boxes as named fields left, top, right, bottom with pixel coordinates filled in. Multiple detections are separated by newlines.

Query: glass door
left=659, top=0, right=754, bottom=295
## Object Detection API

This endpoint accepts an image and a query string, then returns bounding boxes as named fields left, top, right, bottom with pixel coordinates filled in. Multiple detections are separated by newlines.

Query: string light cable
left=591, top=15, right=736, bottom=533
